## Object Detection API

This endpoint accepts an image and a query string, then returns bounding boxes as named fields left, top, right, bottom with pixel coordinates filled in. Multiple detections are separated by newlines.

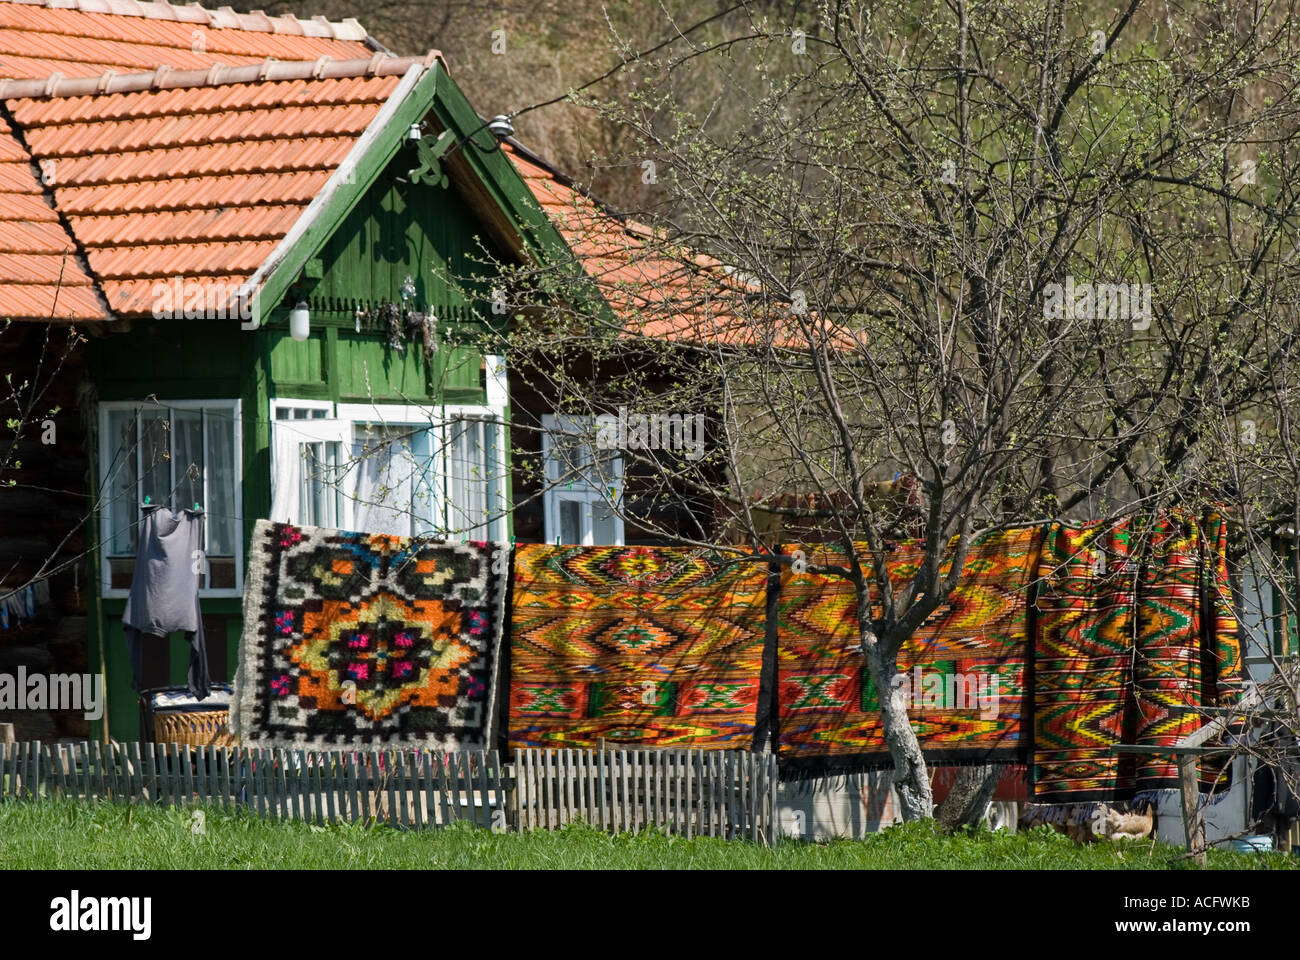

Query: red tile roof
left=0, top=0, right=767, bottom=345
left=0, top=0, right=428, bottom=320
left=506, top=143, right=814, bottom=348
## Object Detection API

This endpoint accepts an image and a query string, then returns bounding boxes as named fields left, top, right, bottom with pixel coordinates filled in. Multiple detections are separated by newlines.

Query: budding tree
left=471, top=0, right=1300, bottom=822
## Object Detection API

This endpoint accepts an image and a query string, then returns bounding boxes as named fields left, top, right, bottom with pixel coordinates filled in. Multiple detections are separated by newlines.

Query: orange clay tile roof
left=0, top=0, right=766, bottom=346
left=0, top=0, right=423, bottom=320
left=505, top=142, right=819, bottom=348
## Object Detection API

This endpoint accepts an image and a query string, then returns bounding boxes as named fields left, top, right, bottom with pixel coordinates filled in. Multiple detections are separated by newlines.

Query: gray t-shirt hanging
left=122, top=504, right=210, bottom=700
left=123, top=505, right=203, bottom=635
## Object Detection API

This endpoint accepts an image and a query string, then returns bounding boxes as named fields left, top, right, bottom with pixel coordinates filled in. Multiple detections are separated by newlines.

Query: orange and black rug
left=232, top=520, right=509, bottom=750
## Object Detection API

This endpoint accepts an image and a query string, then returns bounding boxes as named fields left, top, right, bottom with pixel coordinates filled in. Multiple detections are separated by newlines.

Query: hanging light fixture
left=289, top=299, right=310, bottom=341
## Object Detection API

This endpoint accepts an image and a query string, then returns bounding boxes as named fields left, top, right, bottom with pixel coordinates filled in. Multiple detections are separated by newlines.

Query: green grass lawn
left=0, top=798, right=1295, bottom=869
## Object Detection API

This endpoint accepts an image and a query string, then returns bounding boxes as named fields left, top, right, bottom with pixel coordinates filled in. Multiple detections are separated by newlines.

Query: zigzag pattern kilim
left=1033, top=520, right=1136, bottom=802
left=507, top=544, right=769, bottom=749
left=1032, top=513, right=1245, bottom=803
left=777, top=526, right=1043, bottom=772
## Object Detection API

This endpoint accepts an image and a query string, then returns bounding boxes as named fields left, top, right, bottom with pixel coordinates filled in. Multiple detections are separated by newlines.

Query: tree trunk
left=863, top=638, right=933, bottom=820
left=935, top=763, right=1003, bottom=831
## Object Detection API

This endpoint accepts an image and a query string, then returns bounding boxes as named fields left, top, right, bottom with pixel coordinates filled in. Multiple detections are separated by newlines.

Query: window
left=100, top=400, right=242, bottom=595
left=270, top=397, right=508, bottom=541
left=446, top=415, right=507, bottom=540
left=542, top=413, right=623, bottom=545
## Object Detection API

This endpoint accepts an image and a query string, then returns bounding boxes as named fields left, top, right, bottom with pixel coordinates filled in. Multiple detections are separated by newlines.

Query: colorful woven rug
left=1033, top=520, right=1138, bottom=803
left=507, top=544, right=770, bottom=749
left=776, top=526, right=1043, bottom=774
left=1032, top=513, right=1244, bottom=803
left=232, top=520, right=508, bottom=749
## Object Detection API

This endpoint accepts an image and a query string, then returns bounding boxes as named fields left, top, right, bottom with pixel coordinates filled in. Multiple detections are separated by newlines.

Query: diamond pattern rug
left=232, top=520, right=508, bottom=749
left=507, top=544, right=770, bottom=749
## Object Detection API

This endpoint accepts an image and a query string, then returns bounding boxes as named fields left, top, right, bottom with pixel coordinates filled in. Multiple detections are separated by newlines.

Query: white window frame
left=269, top=399, right=349, bottom=528
left=267, top=393, right=509, bottom=541
left=541, top=413, right=624, bottom=546
left=437, top=402, right=509, bottom=542
left=98, top=398, right=244, bottom=598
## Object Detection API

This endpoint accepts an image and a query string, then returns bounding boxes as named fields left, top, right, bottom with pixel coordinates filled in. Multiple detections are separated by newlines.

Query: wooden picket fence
left=0, top=740, right=505, bottom=829
left=0, top=741, right=777, bottom=844
left=513, top=747, right=778, bottom=843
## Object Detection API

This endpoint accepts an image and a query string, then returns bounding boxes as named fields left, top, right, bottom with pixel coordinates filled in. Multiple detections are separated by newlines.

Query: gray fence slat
left=531, top=751, right=543, bottom=829
left=460, top=751, right=476, bottom=824
left=180, top=744, right=194, bottom=807
left=622, top=750, right=630, bottom=832
left=419, top=753, right=434, bottom=829
left=49, top=743, right=64, bottom=798
left=555, top=749, right=565, bottom=829
left=164, top=742, right=177, bottom=808
left=258, top=748, right=272, bottom=818
left=193, top=743, right=208, bottom=803
left=430, top=751, right=446, bottom=827
left=291, top=750, right=303, bottom=821
left=309, top=752, right=323, bottom=826
left=343, top=753, right=358, bottom=823
left=392, top=751, right=407, bottom=829
left=89, top=739, right=103, bottom=795
left=153, top=742, right=165, bottom=807
left=473, top=744, right=488, bottom=827
left=257, top=747, right=271, bottom=818
left=71, top=742, right=82, bottom=800
left=213, top=746, right=225, bottom=810
left=474, top=749, right=489, bottom=830
left=685, top=750, right=695, bottom=839
left=357, top=750, right=371, bottom=823
left=579, top=749, right=591, bottom=826
left=530, top=748, right=540, bottom=831
left=656, top=750, right=666, bottom=829
left=381, top=751, right=395, bottom=827
left=594, top=748, right=605, bottom=831
left=513, top=749, right=525, bottom=831
left=744, top=752, right=753, bottom=838
left=557, top=749, right=569, bottom=827
left=300, top=751, right=312, bottom=823
left=102, top=741, right=116, bottom=798
left=267, top=747, right=279, bottom=818
left=127, top=741, right=140, bottom=802
left=283, top=751, right=297, bottom=822
left=323, top=752, right=337, bottom=825
left=157, top=743, right=169, bottom=808
left=640, top=751, right=650, bottom=832
left=536, top=750, right=548, bottom=830
left=146, top=742, right=160, bottom=806
left=284, top=749, right=297, bottom=820
left=729, top=752, right=740, bottom=840
left=488, top=750, right=504, bottom=832
left=75, top=742, right=88, bottom=800
left=278, top=749, right=292, bottom=819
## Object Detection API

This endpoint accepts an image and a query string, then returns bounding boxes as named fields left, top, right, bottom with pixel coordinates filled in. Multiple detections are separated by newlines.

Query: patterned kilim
left=776, top=526, right=1044, bottom=773
left=1033, top=520, right=1138, bottom=803
left=508, top=544, right=769, bottom=749
left=1204, top=513, right=1244, bottom=707
left=232, top=520, right=508, bottom=749
left=1133, top=515, right=1205, bottom=794
left=1032, top=513, right=1246, bottom=803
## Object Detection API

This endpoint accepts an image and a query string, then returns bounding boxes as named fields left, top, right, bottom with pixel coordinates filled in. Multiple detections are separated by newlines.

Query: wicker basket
left=153, top=709, right=235, bottom=747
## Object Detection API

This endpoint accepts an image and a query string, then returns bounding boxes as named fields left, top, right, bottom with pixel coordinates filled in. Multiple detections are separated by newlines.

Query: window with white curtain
left=270, top=399, right=507, bottom=541
left=99, top=400, right=242, bottom=595
left=541, top=413, right=623, bottom=545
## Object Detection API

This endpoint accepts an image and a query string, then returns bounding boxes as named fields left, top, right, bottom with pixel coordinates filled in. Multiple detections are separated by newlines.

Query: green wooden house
left=0, top=4, right=594, bottom=742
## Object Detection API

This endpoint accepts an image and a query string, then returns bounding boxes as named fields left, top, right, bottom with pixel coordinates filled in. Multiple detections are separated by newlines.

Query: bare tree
left=478, top=0, right=1300, bottom=822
